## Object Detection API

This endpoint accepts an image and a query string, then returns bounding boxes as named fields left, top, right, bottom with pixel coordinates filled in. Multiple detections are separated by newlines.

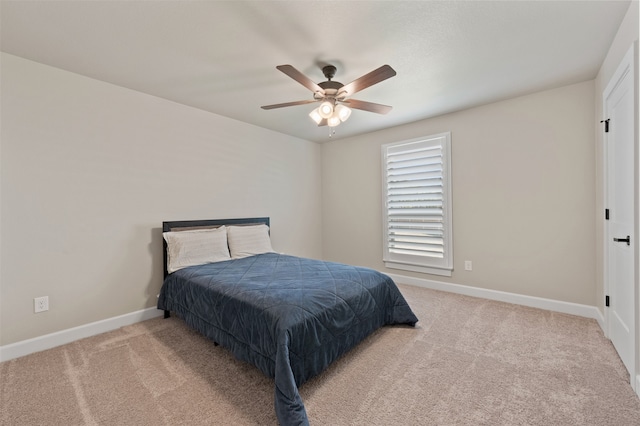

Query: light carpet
left=2, top=284, right=640, bottom=425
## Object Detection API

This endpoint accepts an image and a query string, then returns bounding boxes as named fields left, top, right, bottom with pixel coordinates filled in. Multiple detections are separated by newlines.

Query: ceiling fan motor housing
left=316, top=80, right=344, bottom=101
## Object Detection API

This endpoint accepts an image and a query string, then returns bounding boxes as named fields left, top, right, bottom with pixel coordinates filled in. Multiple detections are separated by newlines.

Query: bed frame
left=161, top=217, right=270, bottom=319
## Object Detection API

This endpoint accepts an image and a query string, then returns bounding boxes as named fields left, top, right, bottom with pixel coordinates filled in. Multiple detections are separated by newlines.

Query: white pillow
left=227, top=224, right=274, bottom=259
left=163, top=226, right=230, bottom=273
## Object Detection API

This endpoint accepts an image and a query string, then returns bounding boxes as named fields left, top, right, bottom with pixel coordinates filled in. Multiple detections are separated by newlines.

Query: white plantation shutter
left=382, top=133, right=453, bottom=276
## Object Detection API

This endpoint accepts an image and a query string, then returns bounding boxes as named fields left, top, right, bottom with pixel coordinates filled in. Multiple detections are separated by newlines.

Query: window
left=381, top=132, right=453, bottom=276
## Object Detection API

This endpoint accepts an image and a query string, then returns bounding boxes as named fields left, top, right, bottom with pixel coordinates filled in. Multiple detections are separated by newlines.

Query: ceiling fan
left=261, top=64, right=396, bottom=128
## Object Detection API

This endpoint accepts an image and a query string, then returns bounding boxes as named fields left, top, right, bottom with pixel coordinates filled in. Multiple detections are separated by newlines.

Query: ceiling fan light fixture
left=318, top=100, right=334, bottom=119
left=309, top=108, right=323, bottom=125
left=335, top=104, right=351, bottom=122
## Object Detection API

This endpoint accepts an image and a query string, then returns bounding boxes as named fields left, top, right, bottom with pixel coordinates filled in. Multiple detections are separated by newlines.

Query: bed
left=157, top=217, right=418, bottom=425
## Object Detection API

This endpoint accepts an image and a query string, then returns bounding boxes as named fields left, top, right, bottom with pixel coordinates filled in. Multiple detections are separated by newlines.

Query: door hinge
left=605, top=209, right=609, bottom=220
left=606, top=295, right=610, bottom=307
left=600, top=119, right=610, bottom=133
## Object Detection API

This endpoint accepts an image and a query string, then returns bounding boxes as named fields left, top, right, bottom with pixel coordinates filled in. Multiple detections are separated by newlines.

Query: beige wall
left=0, top=53, right=323, bottom=345
left=322, top=80, right=596, bottom=306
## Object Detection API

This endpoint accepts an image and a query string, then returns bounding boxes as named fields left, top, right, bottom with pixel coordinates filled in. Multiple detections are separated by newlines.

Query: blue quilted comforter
left=157, top=253, right=418, bottom=425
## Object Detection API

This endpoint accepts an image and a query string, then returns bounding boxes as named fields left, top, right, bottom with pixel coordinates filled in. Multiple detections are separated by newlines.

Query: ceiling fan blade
left=317, top=118, right=328, bottom=127
left=342, top=99, right=393, bottom=114
left=276, top=65, right=324, bottom=94
left=338, top=65, right=396, bottom=97
left=261, top=99, right=318, bottom=110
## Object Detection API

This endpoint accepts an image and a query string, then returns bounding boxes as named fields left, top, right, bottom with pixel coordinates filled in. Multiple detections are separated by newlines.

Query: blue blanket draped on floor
left=158, top=253, right=418, bottom=425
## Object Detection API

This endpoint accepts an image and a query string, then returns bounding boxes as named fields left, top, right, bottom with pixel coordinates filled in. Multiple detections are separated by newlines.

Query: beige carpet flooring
left=2, top=284, right=640, bottom=425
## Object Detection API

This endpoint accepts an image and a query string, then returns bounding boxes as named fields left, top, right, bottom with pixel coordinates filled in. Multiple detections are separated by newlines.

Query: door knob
left=613, top=236, right=630, bottom=246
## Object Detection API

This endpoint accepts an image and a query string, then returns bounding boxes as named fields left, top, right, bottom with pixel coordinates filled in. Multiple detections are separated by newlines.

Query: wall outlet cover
left=34, top=296, right=49, bottom=313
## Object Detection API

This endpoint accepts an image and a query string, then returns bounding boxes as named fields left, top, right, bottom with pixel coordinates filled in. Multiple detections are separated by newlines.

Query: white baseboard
left=0, top=307, right=164, bottom=362
left=0, top=277, right=607, bottom=363
left=388, top=273, right=605, bottom=325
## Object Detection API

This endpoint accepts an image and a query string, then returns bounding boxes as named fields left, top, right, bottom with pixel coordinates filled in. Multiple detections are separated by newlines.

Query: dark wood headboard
left=162, top=217, right=270, bottom=278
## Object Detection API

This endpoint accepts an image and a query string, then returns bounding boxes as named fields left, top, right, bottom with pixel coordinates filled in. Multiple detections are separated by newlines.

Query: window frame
left=381, top=132, right=453, bottom=277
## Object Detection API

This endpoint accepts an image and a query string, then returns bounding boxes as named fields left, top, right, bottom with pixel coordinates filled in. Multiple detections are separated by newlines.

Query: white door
left=605, top=45, right=636, bottom=380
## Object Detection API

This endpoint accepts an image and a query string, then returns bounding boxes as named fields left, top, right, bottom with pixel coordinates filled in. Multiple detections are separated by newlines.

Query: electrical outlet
left=464, top=260, right=473, bottom=271
left=34, top=296, right=49, bottom=313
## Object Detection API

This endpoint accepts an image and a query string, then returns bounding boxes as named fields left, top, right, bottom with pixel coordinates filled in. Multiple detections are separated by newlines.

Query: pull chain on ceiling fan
left=261, top=64, right=396, bottom=134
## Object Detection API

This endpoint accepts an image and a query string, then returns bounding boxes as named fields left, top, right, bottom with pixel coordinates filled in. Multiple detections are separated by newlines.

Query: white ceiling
left=0, top=1, right=631, bottom=143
